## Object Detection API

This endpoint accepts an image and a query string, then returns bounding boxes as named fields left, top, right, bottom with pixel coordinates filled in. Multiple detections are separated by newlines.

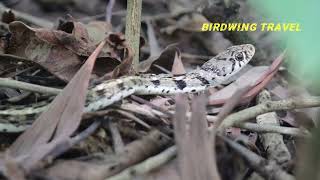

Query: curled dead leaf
left=139, top=44, right=178, bottom=73
left=7, top=21, right=129, bottom=82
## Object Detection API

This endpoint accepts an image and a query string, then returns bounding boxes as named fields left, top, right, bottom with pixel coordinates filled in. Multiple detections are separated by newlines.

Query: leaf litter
left=0, top=1, right=312, bottom=180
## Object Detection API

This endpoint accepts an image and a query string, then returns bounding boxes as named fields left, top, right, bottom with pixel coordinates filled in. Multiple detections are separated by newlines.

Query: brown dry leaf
left=111, top=43, right=133, bottom=78
left=85, top=21, right=113, bottom=44
left=145, top=21, right=161, bottom=57
left=1, top=10, right=15, bottom=24
left=7, top=21, right=126, bottom=82
left=271, top=85, right=318, bottom=128
left=241, top=51, right=286, bottom=102
left=209, top=66, right=268, bottom=104
left=41, top=130, right=171, bottom=180
left=140, top=21, right=182, bottom=74
left=215, top=86, right=251, bottom=128
left=209, top=50, right=286, bottom=105
left=174, top=94, right=221, bottom=180
left=171, top=50, right=186, bottom=75
left=149, top=97, right=172, bottom=111
left=4, top=153, right=25, bottom=180
left=5, top=40, right=107, bottom=174
left=139, top=44, right=178, bottom=73
left=161, top=13, right=210, bottom=34
left=139, top=20, right=177, bottom=73
left=145, top=160, right=180, bottom=180
left=95, top=36, right=133, bottom=81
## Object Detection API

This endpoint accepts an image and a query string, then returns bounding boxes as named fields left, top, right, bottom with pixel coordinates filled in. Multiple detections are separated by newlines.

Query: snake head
left=226, top=44, right=255, bottom=65
left=197, top=44, right=255, bottom=83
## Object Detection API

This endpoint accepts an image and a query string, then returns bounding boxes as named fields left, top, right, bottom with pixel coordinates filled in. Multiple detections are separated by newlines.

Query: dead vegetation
left=0, top=0, right=318, bottom=180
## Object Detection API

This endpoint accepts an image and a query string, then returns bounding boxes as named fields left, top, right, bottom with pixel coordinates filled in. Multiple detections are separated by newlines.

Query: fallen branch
left=256, top=90, right=291, bottom=166
left=218, top=95, right=320, bottom=130
left=107, top=146, right=176, bottom=180
left=0, top=78, right=62, bottom=95
left=105, top=0, right=115, bottom=23
left=0, top=3, right=53, bottom=28
left=125, top=0, right=142, bottom=71
left=220, top=135, right=295, bottom=180
left=236, top=123, right=310, bottom=137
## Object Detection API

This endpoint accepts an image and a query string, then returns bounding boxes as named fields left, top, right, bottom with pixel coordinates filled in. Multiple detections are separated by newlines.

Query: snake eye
left=235, top=52, right=244, bottom=61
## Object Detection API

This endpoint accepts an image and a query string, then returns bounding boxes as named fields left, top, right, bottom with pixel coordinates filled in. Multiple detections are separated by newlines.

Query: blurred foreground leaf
left=249, top=0, right=320, bottom=92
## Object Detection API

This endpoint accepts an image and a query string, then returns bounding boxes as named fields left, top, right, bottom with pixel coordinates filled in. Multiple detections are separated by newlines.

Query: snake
left=0, top=44, right=255, bottom=132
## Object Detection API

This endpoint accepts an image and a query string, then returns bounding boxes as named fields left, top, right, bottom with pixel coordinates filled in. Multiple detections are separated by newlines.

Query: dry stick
left=220, top=135, right=295, bottom=180
left=236, top=123, right=310, bottom=137
left=125, top=0, right=142, bottom=72
left=256, top=90, right=291, bottom=167
left=218, top=95, right=320, bottom=131
left=0, top=3, right=53, bottom=28
left=115, top=109, right=151, bottom=129
left=214, top=85, right=251, bottom=127
left=80, top=8, right=193, bottom=23
left=119, top=103, right=308, bottom=137
left=0, top=78, right=62, bottom=95
left=1, top=77, right=318, bottom=137
left=107, top=146, right=176, bottom=180
left=105, top=0, right=115, bottom=23
left=130, top=95, right=173, bottom=117
left=46, top=121, right=101, bottom=160
left=108, top=121, right=125, bottom=154
left=118, top=102, right=309, bottom=137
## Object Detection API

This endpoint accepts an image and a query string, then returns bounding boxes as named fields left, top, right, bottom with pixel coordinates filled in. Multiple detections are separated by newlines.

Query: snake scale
left=0, top=44, right=255, bottom=132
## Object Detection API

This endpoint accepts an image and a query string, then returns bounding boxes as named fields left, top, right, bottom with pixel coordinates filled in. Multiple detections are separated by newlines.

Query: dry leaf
left=139, top=44, right=177, bottom=73
left=209, top=66, right=268, bottom=104
left=171, top=50, right=186, bottom=75
left=174, top=94, right=221, bottom=180
left=5, top=40, right=106, bottom=174
left=209, top=51, right=286, bottom=105
left=7, top=21, right=126, bottom=82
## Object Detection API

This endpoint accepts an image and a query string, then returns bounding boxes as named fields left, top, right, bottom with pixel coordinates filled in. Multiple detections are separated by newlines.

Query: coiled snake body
left=0, top=44, right=255, bottom=132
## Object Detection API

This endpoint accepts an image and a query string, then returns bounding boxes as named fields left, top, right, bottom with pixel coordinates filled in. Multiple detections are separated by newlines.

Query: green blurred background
left=249, top=0, right=320, bottom=92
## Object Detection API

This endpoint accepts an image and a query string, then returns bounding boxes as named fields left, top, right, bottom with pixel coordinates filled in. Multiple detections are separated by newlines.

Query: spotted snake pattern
left=0, top=44, right=255, bottom=132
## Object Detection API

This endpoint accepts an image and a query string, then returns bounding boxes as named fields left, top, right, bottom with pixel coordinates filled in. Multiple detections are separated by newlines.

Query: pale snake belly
left=0, top=44, right=255, bottom=132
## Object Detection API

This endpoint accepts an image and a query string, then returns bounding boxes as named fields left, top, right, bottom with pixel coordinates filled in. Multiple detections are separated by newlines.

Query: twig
left=0, top=78, right=62, bottom=95
left=237, top=123, right=310, bottom=137
left=0, top=3, right=53, bottom=28
left=104, top=130, right=172, bottom=178
left=256, top=90, right=291, bottom=166
left=80, top=8, right=193, bottom=23
left=46, top=121, right=101, bottom=160
left=125, top=0, right=142, bottom=72
left=218, top=95, right=320, bottom=131
left=108, top=121, right=125, bottom=154
left=78, top=10, right=126, bottom=23
left=220, top=135, right=295, bottom=180
left=130, top=95, right=173, bottom=117
left=115, top=109, right=151, bottom=129
left=215, top=85, right=251, bottom=127
left=107, top=146, right=176, bottom=180
left=105, top=0, right=115, bottom=23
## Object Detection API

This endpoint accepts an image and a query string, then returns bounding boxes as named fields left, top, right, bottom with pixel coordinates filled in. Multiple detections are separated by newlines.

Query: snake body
left=0, top=44, right=255, bottom=132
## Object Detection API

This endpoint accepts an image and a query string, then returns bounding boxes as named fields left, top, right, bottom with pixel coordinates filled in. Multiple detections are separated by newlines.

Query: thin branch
left=125, top=0, right=142, bottom=72
left=220, top=135, right=295, bottom=180
left=0, top=78, right=62, bottom=95
left=0, top=3, right=53, bottom=28
left=215, top=85, right=251, bottom=127
left=105, top=0, right=115, bottom=23
left=256, top=90, right=291, bottom=166
left=107, top=146, right=176, bottom=180
left=218, top=96, right=320, bottom=131
left=236, top=123, right=310, bottom=137
left=108, top=121, right=125, bottom=154
left=115, top=109, right=151, bottom=129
